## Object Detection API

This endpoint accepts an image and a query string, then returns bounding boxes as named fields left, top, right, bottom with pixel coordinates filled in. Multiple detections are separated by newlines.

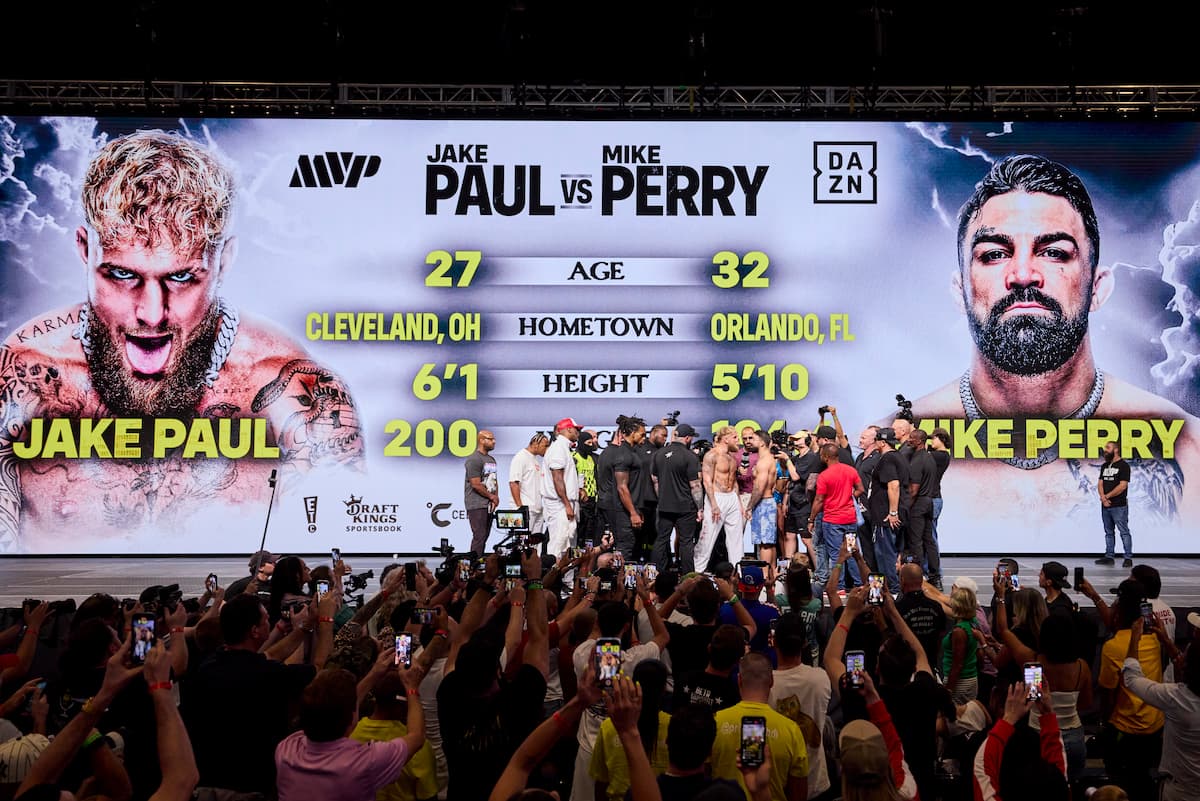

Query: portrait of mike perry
left=0, top=129, right=364, bottom=553
left=907, top=153, right=1198, bottom=534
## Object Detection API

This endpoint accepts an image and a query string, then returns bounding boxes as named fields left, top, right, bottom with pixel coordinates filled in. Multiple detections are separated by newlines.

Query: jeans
left=931, top=497, right=943, bottom=548
left=822, top=521, right=861, bottom=589
left=1061, top=725, right=1086, bottom=784
left=873, top=524, right=900, bottom=591
left=1101, top=505, right=1132, bottom=558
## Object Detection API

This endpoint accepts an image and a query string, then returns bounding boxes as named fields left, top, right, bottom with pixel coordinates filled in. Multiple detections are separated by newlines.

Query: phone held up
left=740, top=716, right=767, bottom=768
left=1024, top=662, right=1044, bottom=701
left=395, top=633, right=413, bottom=668
left=595, top=637, right=621, bottom=688
left=845, top=650, right=866, bottom=688
left=131, top=613, right=156, bottom=665
left=205, top=573, right=218, bottom=593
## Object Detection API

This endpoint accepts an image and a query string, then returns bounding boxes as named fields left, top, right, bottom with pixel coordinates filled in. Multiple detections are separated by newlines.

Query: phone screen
left=740, top=716, right=767, bottom=767
left=845, top=650, right=866, bottom=687
left=206, top=573, right=217, bottom=592
left=996, top=562, right=1010, bottom=578
left=411, top=607, right=434, bottom=626
left=595, top=638, right=621, bottom=687
left=624, top=564, right=638, bottom=589
left=643, top=565, right=659, bottom=584
left=131, top=614, right=156, bottom=665
left=868, top=574, right=885, bottom=606
left=316, top=580, right=330, bottom=596
left=1010, top=575, right=1021, bottom=591
left=1141, top=602, right=1156, bottom=627
left=505, top=563, right=522, bottom=578
left=844, top=531, right=857, bottom=550
left=1024, top=663, right=1043, bottom=700
left=458, top=561, right=471, bottom=582
left=331, top=548, right=341, bottom=563
left=395, top=634, right=413, bottom=667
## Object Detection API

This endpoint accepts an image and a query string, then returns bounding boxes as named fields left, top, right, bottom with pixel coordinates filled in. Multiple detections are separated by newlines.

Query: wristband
left=148, top=681, right=173, bottom=693
left=526, top=580, right=544, bottom=591
left=81, top=697, right=107, bottom=715
left=171, top=627, right=185, bottom=634
left=837, top=623, right=850, bottom=634
left=434, top=629, right=449, bottom=640
left=511, top=601, right=525, bottom=608
left=728, top=596, right=741, bottom=606
left=23, top=628, right=39, bottom=638
left=318, top=616, right=334, bottom=624
left=407, top=688, right=419, bottom=697
left=552, top=710, right=570, bottom=733
left=82, top=729, right=105, bottom=750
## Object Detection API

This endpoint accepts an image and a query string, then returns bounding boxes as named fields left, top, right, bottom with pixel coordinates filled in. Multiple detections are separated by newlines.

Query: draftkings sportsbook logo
left=290, top=153, right=382, bottom=188
left=343, top=494, right=401, bottom=533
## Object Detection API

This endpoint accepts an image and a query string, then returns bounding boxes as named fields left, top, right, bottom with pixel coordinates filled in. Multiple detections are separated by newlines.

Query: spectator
left=182, top=593, right=331, bottom=796
left=351, top=671, right=440, bottom=801
left=719, top=565, right=779, bottom=656
left=925, top=576, right=999, bottom=703
left=1038, top=561, right=1075, bottom=619
left=972, top=682, right=1068, bottom=801
left=1023, top=613, right=1093, bottom=787
left=275, top=654, right=426, bottom=801
left=224, top=550, right=276, bottom=600
left=838, top=669, right=919, bottom=801
left=893, top=563, right=948, bottom=675
left=653, top=703, right=741, bottom=800
left=1121, top=615, right=1200, bottom=801
left=660, top=576, right=756, bottom=687
left=710, top=653, right=808, bottom=801
left=942, top=586, right=980, bottom=703
left=673, top=624, right=744, bottom=712
left=591, top=659, right=671, bottom=800
left=777, top=561, right=825, bottom=667
left=1097, top=579, right=1164, bottom=801
left=1132, top=564, right=1179, bottom=681
left=993, top=584, right=1047, bottom=692
left=769, top=613, right=832, bottom=799
left=267, top=555, right=312, bottom=625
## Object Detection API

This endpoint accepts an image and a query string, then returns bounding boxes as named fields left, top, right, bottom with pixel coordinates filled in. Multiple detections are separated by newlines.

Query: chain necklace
left=73, top=298, right=240, bottom=389
left=958, top=368, right=1105, bottom=470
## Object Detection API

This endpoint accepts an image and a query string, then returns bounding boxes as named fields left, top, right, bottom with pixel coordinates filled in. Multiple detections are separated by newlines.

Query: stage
left=3, top=555, right=1198, bottom=616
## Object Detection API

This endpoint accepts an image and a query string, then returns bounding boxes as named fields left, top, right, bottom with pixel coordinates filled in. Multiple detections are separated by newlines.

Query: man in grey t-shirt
left=464, top=429, right=499, bottom=554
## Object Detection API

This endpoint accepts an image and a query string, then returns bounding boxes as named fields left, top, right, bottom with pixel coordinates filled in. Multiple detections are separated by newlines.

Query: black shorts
left=784, top=504, right=810, bottom=535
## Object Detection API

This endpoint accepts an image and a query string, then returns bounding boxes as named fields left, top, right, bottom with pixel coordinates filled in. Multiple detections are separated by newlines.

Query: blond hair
left=83, top=130, right=234, bottom=260
left=716, top=425, right=738, bottom=440
left=950, top=587, right=977, bottom=622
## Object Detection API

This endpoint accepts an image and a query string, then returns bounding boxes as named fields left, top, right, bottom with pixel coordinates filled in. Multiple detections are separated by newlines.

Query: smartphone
left=24, top=680, right=47, bottom=712
left=505, top=563, right=523, bottom=578
left=316, top=580, right=330, bottom=596
left=1074, top=566, right=1084, bottom=587
left=1024, top=662, right=1044, bottom=701
left=996, top=562, right=1010, bottom=578
left=1140, top=601, right=1156, bottom=628
left=867, top=574, right=885, bottom=606
left=395, top=633, right=413, bottom=667
left=440, top=537, right=450, bottom=552
left=131, top=613, right=156, bottom=665
left=624, top=564, right=638, bottom=590
left=599, top=579, right=614, bottom=592
left=902, top=554, right=917, bottom=565
left=595, top=637, right=622, bottom=688
left=331, top=547, right=341, bottom=564
left=505, top=577, right=519, bottom=592
left=405, top=562, right=417, bottom=591
left=572, top=546, right=585, bottom=559
left=768, top=618, right=779, bottom=645
left=844, top=531, right=857, bottom=551
left=644, top=564, right=659, bottom=584
left=205, top=573, right=218, bottom=592
left=458, top=560, right=471, bottom=582
left=1010, top=575, right=1021, bottom=591
left=411, top=607, right=435, bottom=626
left=845, top=650, right=866, bottom=688
left=583, top=539, right=594, bottom=551
left=600, top=531, right=614, bottom=549
left=740, top=716, right=767, bottom=768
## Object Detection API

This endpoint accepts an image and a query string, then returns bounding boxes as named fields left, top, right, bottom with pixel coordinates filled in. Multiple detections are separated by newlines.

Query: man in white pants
left=509, top=432, right=549, bottom=536
left=695, top=425, right=745, bottom=571
left=542, top=417, right=582, bottom=557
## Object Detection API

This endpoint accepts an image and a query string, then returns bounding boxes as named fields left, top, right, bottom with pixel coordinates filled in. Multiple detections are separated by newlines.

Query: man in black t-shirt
left=783, top=431, right=819, bottom=560
left=893, top=563, right=948, bottom=673
left=635, top=424, right=668, bottom=561
left=652, top=424, right=703, bottom=572
left=1096, top=440, right=1133, bottom=566
left=928, top=428, right=952, bottom=559
left=868, top=428, right=910, bottom=591
left=596, top=416, right=647, bottom=559
left=854, top=426, right=882, bottom=570
left=904, top=430, right=942, bottom=590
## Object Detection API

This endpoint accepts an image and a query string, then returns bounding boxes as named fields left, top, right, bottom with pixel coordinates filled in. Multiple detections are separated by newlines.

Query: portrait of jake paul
left=0, top=129, right=365, bottom=553
left=903, top=154, right=1198, bottom=536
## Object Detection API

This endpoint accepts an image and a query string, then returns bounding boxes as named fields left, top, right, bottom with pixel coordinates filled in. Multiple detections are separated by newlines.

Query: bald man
left=464, top=429, right=499, bottom=554
left=892, top=563, right=947, bottom=671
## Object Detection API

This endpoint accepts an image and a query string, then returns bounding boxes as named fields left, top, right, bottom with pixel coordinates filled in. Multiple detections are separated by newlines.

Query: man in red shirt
left=808, top=444, right=866, bottom=590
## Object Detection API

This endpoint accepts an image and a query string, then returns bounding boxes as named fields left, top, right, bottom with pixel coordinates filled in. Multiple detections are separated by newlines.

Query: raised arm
left=145, top=644, right=199, bottom=801
left=523, top=550, right=551, bottom=678
left=446, top=554, right=500, bottom=675
left=882, top=582, right=932, bottom=676
left=636, top=573, right=670, bottom=651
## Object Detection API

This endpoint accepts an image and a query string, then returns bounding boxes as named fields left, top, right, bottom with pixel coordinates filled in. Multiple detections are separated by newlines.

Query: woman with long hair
left=268, top=555, right=312, bottom=625
left=1029, top=614, right=1093, bottom=786
left=590, top=659, right=671, bottom=800
left=942, top=587, right=980, bottom=703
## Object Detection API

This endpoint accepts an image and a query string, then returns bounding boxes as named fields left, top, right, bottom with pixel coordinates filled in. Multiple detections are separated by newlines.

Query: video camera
left=23, top=598, right=77, bottom=615
left=345, top=570, right=374, bottom=593
left=769, top=429, right=791, bottom=455
left=138, top=584, right=183, bottom=613
left=895, top=394, right=914, bottom=421
left=664, top=409, right=681, bottom=426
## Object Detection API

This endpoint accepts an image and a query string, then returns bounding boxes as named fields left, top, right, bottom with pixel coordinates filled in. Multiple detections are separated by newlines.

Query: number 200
left=383, top=419, right=477, bottom=457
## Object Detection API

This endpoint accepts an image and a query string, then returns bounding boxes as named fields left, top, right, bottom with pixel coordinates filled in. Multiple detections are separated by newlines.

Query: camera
left=691, top=439, right=713, bottom=458
left=345, top=570, right=375, bottom=592
left=138, top=584, right=182, bottom=613
left=23, top=598, right=76, bottom=614
left=895, top=394, right=914, bottom=421
left=818, top=405, right=830, bottom=416
left=769, top=429, right=791, bottom=455
left=664, top=410, right=680, bottom=426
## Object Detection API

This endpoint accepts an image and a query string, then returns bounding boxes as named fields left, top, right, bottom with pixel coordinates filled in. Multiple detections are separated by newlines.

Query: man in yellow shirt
left=351, top=672, right=440, bottom=801
left=711, top=653, right=808, bottom=801
left=1097, top=579, right=1164, bottom=801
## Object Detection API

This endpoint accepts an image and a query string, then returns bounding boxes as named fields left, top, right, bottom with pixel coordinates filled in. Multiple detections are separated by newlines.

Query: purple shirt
left=275, top=730, right=410, bottom=801
left=737, top=449, right=758, bottom=495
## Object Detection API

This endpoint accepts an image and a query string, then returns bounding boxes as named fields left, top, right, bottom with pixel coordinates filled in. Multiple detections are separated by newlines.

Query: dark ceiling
left=8, top=1, right=1196, bottom=87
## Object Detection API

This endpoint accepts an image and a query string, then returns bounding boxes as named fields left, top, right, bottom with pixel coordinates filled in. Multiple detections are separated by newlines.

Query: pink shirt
left=275, top=730, right=411, bottom=801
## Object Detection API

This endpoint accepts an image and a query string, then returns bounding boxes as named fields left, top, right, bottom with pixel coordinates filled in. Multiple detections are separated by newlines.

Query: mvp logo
left=290, top=153, right=382, bottom=188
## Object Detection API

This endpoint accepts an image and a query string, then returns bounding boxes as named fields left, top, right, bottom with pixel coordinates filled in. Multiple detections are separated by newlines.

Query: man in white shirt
left=768, top=612, right=832, bottom=800
left=542, top=418, right=582, bottom=557
left=509, top=432, right=549, bottom=536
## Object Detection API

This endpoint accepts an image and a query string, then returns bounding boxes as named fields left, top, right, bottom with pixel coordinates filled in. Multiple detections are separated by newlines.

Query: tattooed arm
left=252, top=359, right=364, bottom=473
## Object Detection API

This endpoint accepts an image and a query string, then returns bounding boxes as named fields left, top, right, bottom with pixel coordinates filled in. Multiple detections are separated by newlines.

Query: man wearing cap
left=1039, top=561, right=1076, bottom=619
left=904, top=429, right=942, bottom=592
left=226, top=550, right=277, bottom=600
left=781, top=430, right=817, bottom=561
left=464, top=429, right=500, bottom=555
left=868, top=428, right=911, bottom=592
left=541, top=418, right=582, bottom=558
left=808, top=421, right=855, bottom=582
left=719, top=565, right=780, bottom=655
left=651, top=424, right=702, bottom=572
left=508, top=432, right=549, bottom=537
left=838, top=675, right=919, bottom=801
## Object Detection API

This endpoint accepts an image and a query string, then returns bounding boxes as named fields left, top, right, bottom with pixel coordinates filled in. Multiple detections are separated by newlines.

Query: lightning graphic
left=930, top=187, right=952, bottom=228
left=904, top=121, right=994, bottom=164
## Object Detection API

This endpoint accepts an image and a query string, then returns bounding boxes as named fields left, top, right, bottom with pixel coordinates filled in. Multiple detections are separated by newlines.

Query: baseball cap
left=789, top=429, right=811, bottom=442
left=1187, top=610, right=1200, bottom=630
left=1042, top=561, right=1071, bottom=589
left=0, top=734, right=51, bottom=787
left=738, top=564, right=765, bottom=589
left=1113, top=578, right=1145, bottom=599
left=674, top=423, right=698, bottom=437
left=249, top=550, right=277, bottom=569
left=815, top=425, right=837, bottom=440
left=951, top=576, right=979, bottom=594
left=875, top=427, right=899, bottom=445
left=839, top=720, right=889, bottom=787
left=555, top=417, right=582, bottom=432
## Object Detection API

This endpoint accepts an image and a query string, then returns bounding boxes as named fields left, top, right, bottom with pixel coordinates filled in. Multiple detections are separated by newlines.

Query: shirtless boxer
left=695, top=425, right=743, bottom=571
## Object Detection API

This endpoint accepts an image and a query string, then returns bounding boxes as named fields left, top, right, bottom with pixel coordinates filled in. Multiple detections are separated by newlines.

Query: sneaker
left=1094, top=556, right=1115, bottom=565
left=1122, top=558, right=1134, bottom=568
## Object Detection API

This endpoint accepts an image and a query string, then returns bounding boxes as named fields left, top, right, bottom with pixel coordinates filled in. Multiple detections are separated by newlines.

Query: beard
left=966, top=286, right=1090, bottom=376
left=86, top=304, right=219, bottom=418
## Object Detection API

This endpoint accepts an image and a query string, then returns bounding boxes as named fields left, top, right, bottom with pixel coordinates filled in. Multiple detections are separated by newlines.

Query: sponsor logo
left=428, top=501, right=468, bottom=527
left=343, top=494, right=402, bottom=533
left=290, top=153, right=382, bottom=188
left=303, top=496, right=318, bottom=534
left=813, top=142, right=877, bottom=204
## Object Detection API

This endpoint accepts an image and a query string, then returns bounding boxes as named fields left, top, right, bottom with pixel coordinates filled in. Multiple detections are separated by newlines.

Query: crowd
left=0, top=416, right=1197, bottom=801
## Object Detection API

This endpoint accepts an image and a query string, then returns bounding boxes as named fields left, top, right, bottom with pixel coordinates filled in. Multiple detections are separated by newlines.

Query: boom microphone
left=268, top=468, right=277, bottom=487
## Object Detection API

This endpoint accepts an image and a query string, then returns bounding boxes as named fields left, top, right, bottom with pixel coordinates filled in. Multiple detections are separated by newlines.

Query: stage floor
left=2, top=555, right=1198, bottom=613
